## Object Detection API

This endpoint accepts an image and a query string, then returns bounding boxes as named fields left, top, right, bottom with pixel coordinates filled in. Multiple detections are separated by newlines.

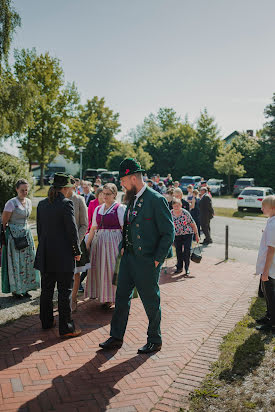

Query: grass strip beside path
left=33, top=185, right=50, bottom=197
left=187, top=297, right=275, bottom=411
left=214, top=207, right=265, bottom=219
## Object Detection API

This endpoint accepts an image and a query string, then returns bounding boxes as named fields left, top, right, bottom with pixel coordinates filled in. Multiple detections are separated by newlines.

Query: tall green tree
left=231, top=132, right=260, bottom=179
left=214, top=144, right=245, bottom=192
left=81, top=97, right=121, bottom=170
left=144, top=123, right=196, bottom=178
left=264, top=93, right=275, bottom=143
left=0, top=0, right=21, bottom=66
left=254, top=95, right=275, bottom=188
left=188, top=109, right=221, bottom=178
left=130, top=107, right=181, bottom=144
left=13, top=49, right=82, bottom=186
left=0, top=69, right=37, bottom=137
left=106, top=139, right=153, bottom=171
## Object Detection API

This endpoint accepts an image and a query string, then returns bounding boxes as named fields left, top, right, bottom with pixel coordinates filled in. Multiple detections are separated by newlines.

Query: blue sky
left=2, top=0, right=275, bottom=154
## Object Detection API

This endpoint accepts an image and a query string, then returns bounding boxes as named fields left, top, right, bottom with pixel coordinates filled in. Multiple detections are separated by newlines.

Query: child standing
left=255, top=195, right=275, bottom=332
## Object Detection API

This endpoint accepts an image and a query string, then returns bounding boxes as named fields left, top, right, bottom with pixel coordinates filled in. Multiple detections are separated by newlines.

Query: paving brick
left=10, top=378, right=23, bottom=392
left=0, top=257, right=257, bottom=411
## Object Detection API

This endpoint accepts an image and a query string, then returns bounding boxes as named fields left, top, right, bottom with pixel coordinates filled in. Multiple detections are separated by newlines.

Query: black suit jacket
left=34, top=192, right=81, bottom=273
left=199, top=194, right=214, bottom=224
left=81, top=193, right=95, bottom=206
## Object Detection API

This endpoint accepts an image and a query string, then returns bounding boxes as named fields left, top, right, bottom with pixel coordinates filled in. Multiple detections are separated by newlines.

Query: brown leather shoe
left=60, top=329, right=82, bottom=339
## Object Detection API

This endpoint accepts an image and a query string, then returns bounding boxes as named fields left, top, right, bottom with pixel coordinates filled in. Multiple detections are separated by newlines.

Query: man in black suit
left=35, top=173, right=82, bottom=338
left=199, top=187, right=214, bottom=245
left=81, top=181, right=95, bottom=206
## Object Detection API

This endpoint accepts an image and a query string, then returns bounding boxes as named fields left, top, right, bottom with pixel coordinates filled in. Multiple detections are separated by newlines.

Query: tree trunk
left=227, top=174, right=231, bottom=194
left=40, top=163, right=44, bottom=188
left=28, top=159, right=32, bottom=172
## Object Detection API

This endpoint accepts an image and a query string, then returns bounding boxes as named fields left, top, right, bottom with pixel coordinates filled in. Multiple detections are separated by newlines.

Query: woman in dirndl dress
left=1, top=179, right=40, bottom=298
left=85, top=183, right=126, bottom=308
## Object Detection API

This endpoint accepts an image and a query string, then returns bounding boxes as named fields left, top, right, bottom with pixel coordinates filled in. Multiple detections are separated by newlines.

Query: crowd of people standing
left=0, top=164, right=215, bottom=349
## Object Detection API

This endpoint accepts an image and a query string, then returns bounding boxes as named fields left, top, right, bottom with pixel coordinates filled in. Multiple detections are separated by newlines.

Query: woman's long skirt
left=84, top=229, right=122, bottom=303
left=1, top=224, right=40, bottom=294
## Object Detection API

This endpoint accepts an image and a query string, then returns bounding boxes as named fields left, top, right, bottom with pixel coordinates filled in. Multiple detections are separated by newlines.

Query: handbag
left=9, top=227, right=29, bottom=250
left=191, top=244, right=202, bottom=263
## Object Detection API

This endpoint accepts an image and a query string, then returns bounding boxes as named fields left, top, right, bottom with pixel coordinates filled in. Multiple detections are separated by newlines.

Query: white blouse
left=92, top=203, right=126, bottom=229
left=4, top=197, right=32, bottom=213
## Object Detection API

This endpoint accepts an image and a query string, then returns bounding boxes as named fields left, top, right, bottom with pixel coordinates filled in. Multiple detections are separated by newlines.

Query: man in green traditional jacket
left=99, top=158, right=175, bottom=354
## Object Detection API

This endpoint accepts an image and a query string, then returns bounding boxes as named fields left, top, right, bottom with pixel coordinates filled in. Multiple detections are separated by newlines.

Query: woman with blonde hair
left=173, top=187, right=190, bottom=211
left=85, top=183, right=126, bottom=308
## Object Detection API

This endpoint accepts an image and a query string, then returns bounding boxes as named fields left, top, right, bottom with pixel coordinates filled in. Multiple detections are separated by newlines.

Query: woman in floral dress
left=1, top=179, right=40, bottom=298
left=172, top=197, right=200, bottom=276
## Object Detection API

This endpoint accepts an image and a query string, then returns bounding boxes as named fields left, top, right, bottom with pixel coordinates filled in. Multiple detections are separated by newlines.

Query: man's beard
left=123, top=185, right=138, bottom=205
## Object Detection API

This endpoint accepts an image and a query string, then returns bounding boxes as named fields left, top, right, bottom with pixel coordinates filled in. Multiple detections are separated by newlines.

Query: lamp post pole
left=79, top=147, right=84, bottom=180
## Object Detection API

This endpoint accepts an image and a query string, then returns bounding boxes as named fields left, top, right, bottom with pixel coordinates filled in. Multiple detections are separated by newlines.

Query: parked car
left=101, top=171, right=121, bottom=189
left=83, top=168, right=107, bottom=184
left=207, top=179, right=227, bottom=196
left=237, top=187, right=274, bottom=211
left=36, top=175, right=50, bottom=185
left=179, top=176, right=201, bottom=193
left=233, top=178, right=255, bottom=197
left=101, top=171, right=119, bottom=185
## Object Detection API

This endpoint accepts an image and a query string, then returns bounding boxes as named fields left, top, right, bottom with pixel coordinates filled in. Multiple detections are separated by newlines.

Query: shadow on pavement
left=0, top=299, right=113, bottom=372
left=19, top=350, right=149, bottom=411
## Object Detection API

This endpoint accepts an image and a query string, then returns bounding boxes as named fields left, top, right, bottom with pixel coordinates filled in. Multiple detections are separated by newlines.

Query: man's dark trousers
left=261, top=277, right=275, bottom=325
left=111, top=251, right=162, bottom=344
left=174, top=234, right=192, bottom=271
left=40, top=272, right=75, bottom=335
left=201, top=220, right=212, bottom=242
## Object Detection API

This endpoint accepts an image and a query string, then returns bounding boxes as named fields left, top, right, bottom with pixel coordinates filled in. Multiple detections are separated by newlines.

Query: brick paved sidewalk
left=0, top=257, right=258, bottom=412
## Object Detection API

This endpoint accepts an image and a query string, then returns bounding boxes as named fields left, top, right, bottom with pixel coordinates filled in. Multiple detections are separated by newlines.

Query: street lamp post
left=79, top=146, right=84, bottom=180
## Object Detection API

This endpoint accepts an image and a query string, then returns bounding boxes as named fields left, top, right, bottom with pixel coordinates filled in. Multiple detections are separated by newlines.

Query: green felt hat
left=119, top=158, right=145, bottom=179
left=52, top=173, right=75, bottom=188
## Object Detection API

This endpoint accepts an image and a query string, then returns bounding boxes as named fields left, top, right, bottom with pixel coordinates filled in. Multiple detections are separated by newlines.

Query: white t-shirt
left=256, top=216, right=275, bottom=278
left=92, top=203, right=126, bottom=229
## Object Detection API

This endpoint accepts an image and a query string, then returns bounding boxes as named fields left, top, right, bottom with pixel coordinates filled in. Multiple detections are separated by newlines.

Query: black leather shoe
left=201, top=239, right=213, bottom=245
left=174, top=268, right=182, bottom=274
left=99, top=337, right=123, bottom=349
left=256, top=315, right=271, bottom=325
left=138, top=343, right=162, bottom=354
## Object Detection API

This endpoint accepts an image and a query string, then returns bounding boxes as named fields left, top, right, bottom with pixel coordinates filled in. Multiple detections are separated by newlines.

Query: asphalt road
left=211, top=215, right=265, bottom=250
left=30, top=193, right=265, bottom=265
left=32, top=193, right=238, bottom=209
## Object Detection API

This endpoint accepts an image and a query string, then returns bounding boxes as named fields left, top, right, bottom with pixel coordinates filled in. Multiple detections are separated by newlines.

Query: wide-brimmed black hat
left=119, top=158, right=145, bottom=179
left=52, top=173, right=75, bottom=188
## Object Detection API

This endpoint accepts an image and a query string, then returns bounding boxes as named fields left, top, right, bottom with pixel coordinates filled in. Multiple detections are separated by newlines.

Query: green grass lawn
left=29, top=206, right=37, bottom=221
left=33, top=185, right=50, bottom=197
left=214, top=207, right=265, bottom=219
left=188, top=297, right=275, bottom=411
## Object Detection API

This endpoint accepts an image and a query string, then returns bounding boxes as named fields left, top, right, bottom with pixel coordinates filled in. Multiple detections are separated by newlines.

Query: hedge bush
left=0, top=152, right=33, bottom=212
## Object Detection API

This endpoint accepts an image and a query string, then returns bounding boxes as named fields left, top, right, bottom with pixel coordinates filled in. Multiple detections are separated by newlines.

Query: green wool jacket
left=122, top=186, right=175, bottom=263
